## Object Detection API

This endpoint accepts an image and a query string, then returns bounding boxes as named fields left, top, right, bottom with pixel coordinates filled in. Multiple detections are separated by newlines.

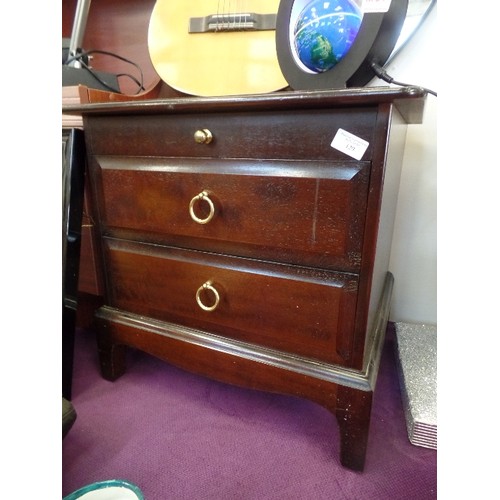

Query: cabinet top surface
left=63, top=86, right=427, bottom=124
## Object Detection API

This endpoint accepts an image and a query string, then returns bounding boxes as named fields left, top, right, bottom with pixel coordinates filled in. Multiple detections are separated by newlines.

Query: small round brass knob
left=194, top=128, right=213, bottom=144
left=196, top=281, right=220, bottom=312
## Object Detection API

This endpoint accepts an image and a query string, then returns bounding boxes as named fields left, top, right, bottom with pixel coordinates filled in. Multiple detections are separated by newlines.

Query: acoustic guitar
left=147, top=0, right=288, bottom=96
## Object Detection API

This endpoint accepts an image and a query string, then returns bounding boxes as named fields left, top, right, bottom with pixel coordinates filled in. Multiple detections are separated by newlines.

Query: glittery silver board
left=394, top=322, right=437, bottom=449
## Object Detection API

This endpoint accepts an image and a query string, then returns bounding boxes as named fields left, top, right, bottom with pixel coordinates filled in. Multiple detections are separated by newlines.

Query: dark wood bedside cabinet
left=65, top=86, right=426, bottom=471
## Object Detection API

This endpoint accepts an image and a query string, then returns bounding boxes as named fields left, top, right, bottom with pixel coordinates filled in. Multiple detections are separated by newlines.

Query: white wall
left=372, top=6, right=437, bottom=325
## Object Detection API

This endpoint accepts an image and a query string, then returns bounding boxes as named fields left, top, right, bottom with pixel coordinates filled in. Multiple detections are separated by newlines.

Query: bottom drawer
left=104, top=238, right=359, bottom=365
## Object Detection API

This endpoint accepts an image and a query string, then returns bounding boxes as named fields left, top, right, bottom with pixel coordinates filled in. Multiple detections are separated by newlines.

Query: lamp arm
left=68, top=0, right=92, bottom=67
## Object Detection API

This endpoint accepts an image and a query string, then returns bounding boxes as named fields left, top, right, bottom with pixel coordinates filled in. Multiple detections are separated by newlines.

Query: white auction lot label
left=330, top=128, right=369, bottom=161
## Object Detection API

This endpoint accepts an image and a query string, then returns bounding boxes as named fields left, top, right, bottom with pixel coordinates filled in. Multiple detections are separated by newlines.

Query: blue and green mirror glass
left=292, top=0, right=364, bottom=74
left=276, top=0, right=436, bottom=90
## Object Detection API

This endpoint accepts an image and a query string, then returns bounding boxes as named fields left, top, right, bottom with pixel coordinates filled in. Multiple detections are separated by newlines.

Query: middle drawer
left=103, top=238, right=359, bottom=366
left=94, top=156, right=369, bottom=272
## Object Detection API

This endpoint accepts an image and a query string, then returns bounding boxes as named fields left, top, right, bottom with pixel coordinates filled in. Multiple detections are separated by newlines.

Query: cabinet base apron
left=95, top=273, right=393, bottom=471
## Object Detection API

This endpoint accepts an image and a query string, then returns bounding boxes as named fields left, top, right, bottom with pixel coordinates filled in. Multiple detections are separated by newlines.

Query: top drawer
left=86, top=108, right=378, bottom=161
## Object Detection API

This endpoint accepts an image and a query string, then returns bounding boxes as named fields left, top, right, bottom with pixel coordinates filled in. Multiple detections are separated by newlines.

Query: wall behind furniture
left=374, top=6, right=437, bottom=325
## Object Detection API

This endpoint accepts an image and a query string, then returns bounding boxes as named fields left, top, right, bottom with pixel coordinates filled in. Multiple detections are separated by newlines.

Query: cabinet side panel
left=78, top=187, right=105, bottom=296
left=363, top=106, right=408, bottom=367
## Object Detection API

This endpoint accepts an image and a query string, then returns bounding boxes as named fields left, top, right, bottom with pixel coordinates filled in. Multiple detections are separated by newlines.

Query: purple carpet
left=62, top=324, right=437, bottom=499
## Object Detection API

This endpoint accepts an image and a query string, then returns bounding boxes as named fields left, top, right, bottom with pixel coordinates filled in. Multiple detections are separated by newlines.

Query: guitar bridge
left=189, top=13, right=276, bottom=33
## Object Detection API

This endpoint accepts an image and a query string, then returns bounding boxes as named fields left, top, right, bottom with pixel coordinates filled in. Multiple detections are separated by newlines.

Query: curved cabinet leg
left=335, top=385, right=373, bottom=471
left=93, top=307, right=378, bottom=470
left=96, top=321, right=127, bottom=381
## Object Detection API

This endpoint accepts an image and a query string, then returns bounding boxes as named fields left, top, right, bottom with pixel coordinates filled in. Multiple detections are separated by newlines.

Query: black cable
left=70, top=58, right=122, bottom=93
left=64, top=49, right=145, bottom=94
left=370, top=62, right=437, bottom=97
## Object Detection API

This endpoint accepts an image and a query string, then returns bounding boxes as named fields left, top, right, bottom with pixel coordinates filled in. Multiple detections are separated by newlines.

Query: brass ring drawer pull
left=189, top=190, right=215, bottom=224
left=195, top=281, right=220, bottom=312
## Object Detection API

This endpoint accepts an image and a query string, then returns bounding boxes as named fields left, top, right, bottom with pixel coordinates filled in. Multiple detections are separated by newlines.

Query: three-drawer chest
left=66, top=86, right=426, bottom=471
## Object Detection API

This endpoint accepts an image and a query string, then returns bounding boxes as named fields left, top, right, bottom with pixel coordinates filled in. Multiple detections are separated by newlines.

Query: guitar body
left=148, top=0, right=288, bottom=96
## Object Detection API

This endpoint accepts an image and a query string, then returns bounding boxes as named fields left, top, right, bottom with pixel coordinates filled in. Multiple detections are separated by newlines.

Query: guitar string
left=216, top=0, right=221, bottom=31
left=237, top=0, right=244, bottom=30
left=216, top=0, right=250, bottom=32
left=217, top=0, right=221, bottom=31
